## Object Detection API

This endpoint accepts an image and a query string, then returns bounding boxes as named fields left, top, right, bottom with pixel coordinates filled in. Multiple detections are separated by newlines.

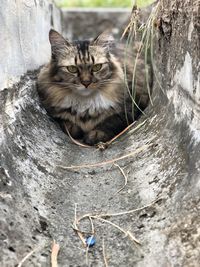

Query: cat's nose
left=81, top=80, right=91, bottom=88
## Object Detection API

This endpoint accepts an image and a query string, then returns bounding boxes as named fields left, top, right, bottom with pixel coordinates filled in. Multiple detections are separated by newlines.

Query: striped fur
left=37, top=29, right=149, bottom=145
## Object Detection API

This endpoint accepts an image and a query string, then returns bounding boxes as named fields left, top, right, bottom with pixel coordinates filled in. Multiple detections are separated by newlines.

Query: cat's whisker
left=38, top=82, right=74, bottom=86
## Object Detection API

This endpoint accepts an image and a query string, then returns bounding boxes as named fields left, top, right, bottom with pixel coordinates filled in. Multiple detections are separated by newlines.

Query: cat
left=37, top=29, right=150, bottom=145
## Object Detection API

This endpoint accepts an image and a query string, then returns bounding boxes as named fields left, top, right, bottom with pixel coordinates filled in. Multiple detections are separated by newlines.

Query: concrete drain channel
left=0, top=1, right=199, bottom=267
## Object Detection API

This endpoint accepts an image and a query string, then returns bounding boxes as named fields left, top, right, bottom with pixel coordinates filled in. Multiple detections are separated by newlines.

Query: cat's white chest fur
left=60, top=92, right=116, bottom=114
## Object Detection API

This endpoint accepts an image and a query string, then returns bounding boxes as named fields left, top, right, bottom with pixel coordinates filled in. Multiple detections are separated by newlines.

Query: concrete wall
left=154, top=0, right=200, bottom=142
left=61, top=7, right=155, bottom=40
left=61, top=8, right=131, bottom=40
left=0, top=0, right=61, bottom=90
left=0, top=5, right=152, bottom=91
left=0, top=5, right=132, bottom=91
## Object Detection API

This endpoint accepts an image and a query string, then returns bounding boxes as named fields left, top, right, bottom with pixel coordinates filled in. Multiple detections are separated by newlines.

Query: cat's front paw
left=83, top=130, right=109, bottom=145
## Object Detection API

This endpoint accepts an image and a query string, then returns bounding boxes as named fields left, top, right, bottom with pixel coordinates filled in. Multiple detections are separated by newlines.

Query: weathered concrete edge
left=0, top=0, right=61, bottom=91
left=61, top=7, right=131, bottom=12
left=155, top=1, right=200, bottom=143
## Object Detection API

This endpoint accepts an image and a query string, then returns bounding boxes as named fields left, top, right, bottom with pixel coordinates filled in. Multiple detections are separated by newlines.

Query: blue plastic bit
left=85, top=236, right=96, bottom=247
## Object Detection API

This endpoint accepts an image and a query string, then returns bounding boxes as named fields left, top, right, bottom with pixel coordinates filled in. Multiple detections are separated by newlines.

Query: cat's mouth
left=75, top=84, right=97, bottom=96
left=76, top=86, right=95, bottom=96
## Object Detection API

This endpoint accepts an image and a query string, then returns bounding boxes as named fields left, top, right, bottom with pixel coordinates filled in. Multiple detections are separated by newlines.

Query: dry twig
left=113, top=163, right=128, bottom=195
left=51, top=240, right=60, bottom=267
left=65, top=126, right=91, bottom=148
left=102, top=238, right=109, bottom=267
left=128, top=119, right=147, bottom=134
left=73, top=203, right=87, bottom=246
left=17, top=248, right=37, bottom=267
left=91, top=216, right=141, bottom=246
left=106, top=121, right=136, bottom=146
left=121, top=4, right=139, bottom=40
left=93, top=197, right=160, bottom=218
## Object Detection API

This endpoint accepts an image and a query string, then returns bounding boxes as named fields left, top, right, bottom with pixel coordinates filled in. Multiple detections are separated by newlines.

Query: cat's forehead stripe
left=91, top=55, right=95, bottom=64
left=75, top=41, right=93, bottom=64
left=75, top=55, right=78, bottom=65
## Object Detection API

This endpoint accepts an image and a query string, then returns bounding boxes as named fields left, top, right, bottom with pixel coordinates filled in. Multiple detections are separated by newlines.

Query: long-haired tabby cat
left=37, top=29, right=149, bottom=145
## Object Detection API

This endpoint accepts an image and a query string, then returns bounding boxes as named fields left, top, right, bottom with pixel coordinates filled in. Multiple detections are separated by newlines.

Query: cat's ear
left=49, top=29, right=71, bottom=57
left=92, top=31, right=114, bottom=46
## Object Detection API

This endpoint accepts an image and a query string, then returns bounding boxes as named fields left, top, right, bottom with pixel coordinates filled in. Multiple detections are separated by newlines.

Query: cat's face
left=49, top=30, right=123, bottom=97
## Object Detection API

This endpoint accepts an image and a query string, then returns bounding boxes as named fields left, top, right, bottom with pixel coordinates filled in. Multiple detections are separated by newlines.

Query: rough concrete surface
left=0, top=0, right=200, bottom=266
left=1, top=71, right=199, bottom=267
left=0, top=0, right=61, bottom=90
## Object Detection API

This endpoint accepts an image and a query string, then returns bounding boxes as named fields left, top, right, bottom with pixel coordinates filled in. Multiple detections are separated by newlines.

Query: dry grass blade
left=122, top=1, right=163, bottom=117
left=17, top=248, right=37, bottom=267
left=126, top=231, right=141, bottom=245
left=144, top=26, right=153, bottom=106
left=150, top=23, right=165, bottom=94
left=51, top=240, right=60, bottom=267
left=121, top=3, right=138, bottom=40
left=129, top=31, right=149, bottom=116
left=123, top=33, right=146, bottom=117
left=102, top=238, right=109, bottom=267
left=96, top=122, right=136, bottom=150
left=122, top=4, right=149, bottom=117
left=115, top=119, right=148, bottom=143
left=89, top=216, right=95, bottom=234
left=97, top=197, right=160, bottom=218
left=65, top=126, right=91, bottom=148
left=128, top=119, right=147, bottom=134
left=113, top=163, right=128, bottom=195
left=57, top=142, right=154, bottom=170
left=145, top=1, right=165, bottom=94
left=73, top=204, right=87, bottom=247
left=106, top=121, right=136, bottom=145
left=77, top=197, right=159, bottom=222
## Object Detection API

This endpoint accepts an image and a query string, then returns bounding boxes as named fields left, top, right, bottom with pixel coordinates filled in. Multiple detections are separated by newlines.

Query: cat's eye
left=67, top=65, right=78, bottom=73
left=92, top=64, right=102, bottom=72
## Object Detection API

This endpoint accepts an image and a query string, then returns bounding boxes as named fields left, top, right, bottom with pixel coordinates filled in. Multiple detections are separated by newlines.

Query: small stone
left=85, top=236, right=96, bottom=247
